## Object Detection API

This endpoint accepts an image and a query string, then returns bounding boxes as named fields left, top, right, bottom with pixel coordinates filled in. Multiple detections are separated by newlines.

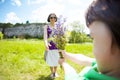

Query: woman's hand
left=45, top=46, right=49, bottom=51
left=45, top=43, right=51, bottom=51
left=48, top=43, right=51, bottom=47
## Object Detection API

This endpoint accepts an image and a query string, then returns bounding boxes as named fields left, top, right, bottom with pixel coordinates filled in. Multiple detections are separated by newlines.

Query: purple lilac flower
left=53, top=15, right=67, bottom=50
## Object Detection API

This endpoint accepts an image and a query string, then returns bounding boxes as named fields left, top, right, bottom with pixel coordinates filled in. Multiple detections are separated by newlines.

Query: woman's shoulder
left=44, top=24, right=49, bottom=29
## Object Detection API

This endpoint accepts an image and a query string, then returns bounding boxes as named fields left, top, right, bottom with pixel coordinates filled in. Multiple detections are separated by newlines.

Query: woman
left=44, top=13, right=59, bottom=78
left=59, top=0, right=120, bottom=80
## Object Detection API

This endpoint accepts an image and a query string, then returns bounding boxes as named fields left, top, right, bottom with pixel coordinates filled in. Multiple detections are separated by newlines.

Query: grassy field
left=0, top=39, right=93, bottom=80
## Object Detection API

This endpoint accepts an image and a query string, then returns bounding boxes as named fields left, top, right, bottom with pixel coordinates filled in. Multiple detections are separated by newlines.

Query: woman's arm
left=62, top=51, right=94, bottom=66
left=43, top=25, right=49, bottom=51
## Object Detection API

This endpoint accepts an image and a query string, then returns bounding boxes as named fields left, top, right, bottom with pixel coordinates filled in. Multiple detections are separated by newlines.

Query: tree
left=0, top=23, right=13, bottom=28
left=14, top=23, right=23, bottom=27
left=70, top=21, right=85, bottom=33
left=26, top=20, right=29, bottom=24
left=0, top=23, right=13, bottom=37
left=69, top=21, right=91, bottom=43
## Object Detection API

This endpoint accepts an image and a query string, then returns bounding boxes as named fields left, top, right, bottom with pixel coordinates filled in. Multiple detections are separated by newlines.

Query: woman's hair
left=85, top=0, right=120, bottom=48
left=47, top=13, right=57, bottom=22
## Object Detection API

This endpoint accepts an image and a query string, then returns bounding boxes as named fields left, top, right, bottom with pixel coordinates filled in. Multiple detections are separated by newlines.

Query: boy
left=59, top=0, right=120, bottom=80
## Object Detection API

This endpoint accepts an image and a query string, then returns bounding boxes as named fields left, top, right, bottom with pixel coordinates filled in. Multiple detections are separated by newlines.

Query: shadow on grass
left=36, top=75, right=55, bottom=80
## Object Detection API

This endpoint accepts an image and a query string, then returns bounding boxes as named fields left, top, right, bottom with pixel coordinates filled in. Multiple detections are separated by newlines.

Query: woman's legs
left=54, top=66, right=58, bottom=77
left=50, top=67, right=54, bottom=78
left=50, top=67, right=54, bottom=73
left=50, top=66, right=57, bottom=73
left=54, top=66, right=57, bottom=73
left=50, top=66, right=58, bottom=78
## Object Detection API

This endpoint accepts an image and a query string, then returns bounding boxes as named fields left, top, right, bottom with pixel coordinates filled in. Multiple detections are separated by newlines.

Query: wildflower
left=53, top=15, right=67, bottom=58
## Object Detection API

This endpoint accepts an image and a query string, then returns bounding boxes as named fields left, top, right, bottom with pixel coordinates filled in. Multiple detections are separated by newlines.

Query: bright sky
left=0, top=0, right=93, bottom=33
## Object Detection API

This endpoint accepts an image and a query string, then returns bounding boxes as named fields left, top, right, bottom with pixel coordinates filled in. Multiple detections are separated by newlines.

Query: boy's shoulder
left=79, top=63, right=119, bottom=80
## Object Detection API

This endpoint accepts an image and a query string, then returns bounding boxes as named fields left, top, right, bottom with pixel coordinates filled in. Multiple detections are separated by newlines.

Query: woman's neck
left=50, top=22, right=54, bottom=27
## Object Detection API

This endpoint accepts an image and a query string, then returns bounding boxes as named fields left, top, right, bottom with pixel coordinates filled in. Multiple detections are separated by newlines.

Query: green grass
left=0, top=39, right=93, bottom=80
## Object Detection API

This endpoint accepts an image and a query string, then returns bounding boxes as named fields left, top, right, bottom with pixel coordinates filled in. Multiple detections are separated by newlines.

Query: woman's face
left=89, top=21, right=113, bottom=72
left=49, top=14, right=56, bottom=23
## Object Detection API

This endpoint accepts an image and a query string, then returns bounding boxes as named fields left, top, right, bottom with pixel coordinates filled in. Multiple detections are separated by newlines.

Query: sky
left=0, top=0, right=93, bottom=33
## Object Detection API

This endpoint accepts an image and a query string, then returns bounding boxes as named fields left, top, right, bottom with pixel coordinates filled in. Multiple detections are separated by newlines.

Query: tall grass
left=0, top=39, right=93, bottom=80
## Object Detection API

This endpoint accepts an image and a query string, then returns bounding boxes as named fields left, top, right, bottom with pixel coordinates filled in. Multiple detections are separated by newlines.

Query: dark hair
left=47, top=13, right=57, bottom=22
left=85, top=0, right=120, bottom=48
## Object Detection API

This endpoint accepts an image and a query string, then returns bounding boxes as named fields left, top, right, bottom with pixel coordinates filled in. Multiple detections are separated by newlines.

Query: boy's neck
left=105, top=69, right=120, bottom=78
left=103, top=52, right=120, bottom=78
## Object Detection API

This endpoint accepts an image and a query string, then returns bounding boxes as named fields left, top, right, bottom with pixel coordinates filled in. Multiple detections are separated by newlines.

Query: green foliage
left=26, top=21, right=29, bottom=24
left=0, top=32, right=3, bottom=39
left=84, top=35, right=93, bottom=42
left=69, top=30, right=80, bottom=43
left=68, top=21, right=92, bottom=43
left=0, top=39, right=93, bottom=80
left=53, top=35, right=66, bottom=50
left=70, top=21, right=85, bottom=33
left=0, top=22, right=47, bottom=28
left=13, top=36, right=16, bottom=39
left=69, top=30, right=92, bottom=43
left=38, top=35, right=43, bottom=39
left=14, top=34, right=43, bottom=39
left=0, top=23, right=13, bottom=28
left=14, top=23, right=24, bottom=27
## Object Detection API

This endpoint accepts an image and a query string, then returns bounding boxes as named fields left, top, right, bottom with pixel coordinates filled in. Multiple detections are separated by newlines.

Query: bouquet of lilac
left=53, top=15, right=67, bottom=58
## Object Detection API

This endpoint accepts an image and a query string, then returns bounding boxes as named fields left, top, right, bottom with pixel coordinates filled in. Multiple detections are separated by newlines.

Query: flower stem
left=59, top=51, right=64, bottom=58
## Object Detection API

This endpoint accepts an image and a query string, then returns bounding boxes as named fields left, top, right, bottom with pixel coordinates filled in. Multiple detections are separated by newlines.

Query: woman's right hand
left=45, top=46, right=49, bottom=51
left=45, top=43, right=51, bottom=51
left=48, top=43, right=51, bottom=47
